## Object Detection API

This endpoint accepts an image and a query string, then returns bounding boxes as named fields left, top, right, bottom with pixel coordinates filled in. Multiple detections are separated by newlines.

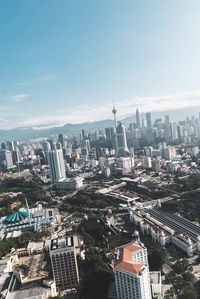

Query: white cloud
left=2, top=90, right=200, bottom=130
left=20, top=90, right=200, bottom=128
left=11, top=94, right=29, bottom=102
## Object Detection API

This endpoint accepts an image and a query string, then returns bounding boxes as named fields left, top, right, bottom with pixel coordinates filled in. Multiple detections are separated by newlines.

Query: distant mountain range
left=0, top=120, right=114, bottom=141
left=1, top=106, right=200, bottom=141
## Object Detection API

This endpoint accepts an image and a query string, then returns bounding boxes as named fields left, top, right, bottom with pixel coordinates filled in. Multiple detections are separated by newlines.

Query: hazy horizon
left=1, top=1, right=200, bottom=129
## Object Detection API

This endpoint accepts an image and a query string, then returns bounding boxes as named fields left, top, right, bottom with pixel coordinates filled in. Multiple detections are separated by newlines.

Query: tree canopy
left=148, top=246, right=168, bottom=271
left=79, top=248, right=114, bottom=299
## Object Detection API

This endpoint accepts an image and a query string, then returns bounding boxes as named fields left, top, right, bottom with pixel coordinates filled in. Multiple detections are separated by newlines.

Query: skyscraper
left=136, top=109, right=141, bottom=129
left=47, top=149, right=66, bottom=183
left=50, top=236, right=79, bottom=290
left=146, top=112, right=152, bottom=128
left=113, top=241, right=152, bottom=299
left=0, top=149, right=13, bottom=170
left=116, top=122, right=129, bottom=157
left=58, top=134, right=64, bottom=148
left=105, top=127, right=115, bottom=147
left=164, top=115, right=170, bottom=124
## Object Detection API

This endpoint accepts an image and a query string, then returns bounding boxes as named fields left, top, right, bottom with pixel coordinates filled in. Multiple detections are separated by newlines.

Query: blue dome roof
left=5, top=211, right=29, bottom=223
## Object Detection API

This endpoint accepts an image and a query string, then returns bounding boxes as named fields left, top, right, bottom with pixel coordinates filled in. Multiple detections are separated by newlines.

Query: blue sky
left=1, top=0, right=200, bottom=129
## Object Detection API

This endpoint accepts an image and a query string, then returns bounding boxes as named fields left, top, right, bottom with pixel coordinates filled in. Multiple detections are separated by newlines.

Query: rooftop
left=5, top=211, right=29, bottom=223
left=115, top=242, right=144, bottom=275
left=6, top=286, right=50, bottom=299
left=50, top=236, right=74, bottom=251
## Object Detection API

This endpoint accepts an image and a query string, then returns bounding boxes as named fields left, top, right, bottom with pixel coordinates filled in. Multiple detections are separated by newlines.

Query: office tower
left=55, top=142, right=62, bottom=150
left=12, top=147, right=21, bottom=163
left=113, top=241, right=152, bottom=299
left=81, top=147, right=88, bottom=156
left=177, top=125, right=184, bottom=138
left=0, top=149, right=13, bottom=169
left=116, top=122, right=129, bottom=157
left=1, top=143, right=6, bottom=150
left=58, top=134, right=64, bottom=148
left=165, top=115, right=170, bottom=124
left=142, top=156, right=152, bottom=169
left=50, top=236, right=79, bottom=290
left=136, top=109, right=141, bottom=129
left=47, top=139, right=56, bottom=150
left=84, top=139, right=90, bottom=153
left=142, top=118, right=147, bottom=128
left=82, top=129, right=87, bottom=140
left=164, top=124, right=172, bottom=141
left=105, top=127, right=115, bottom=149
left=171, top=122, right=178, bottom=140
left=47, top=149, right=66, bottom=183
left=6, top=141, right=15, bottom=152
left=43, top=141, right=51, bottom=151
left=96, top=146, right=103, bottom=160
left=105, top=127, right=115, bottom=143
left=146, top=112, right=152, bottom=128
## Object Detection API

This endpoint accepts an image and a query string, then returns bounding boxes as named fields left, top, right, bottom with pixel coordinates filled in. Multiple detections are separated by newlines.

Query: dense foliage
left=61, top=190, right=117, bottom=213
left=172, top=259, right=193, bottom=274
left=171, top=174, right=200, bottom=192
left=0, top=178, right=51, bottom=208
left=79, top=248, right=114, bottom=299
left=148, top=246, right=168, bottom=271
left=0, top=230, right=50, bottom=258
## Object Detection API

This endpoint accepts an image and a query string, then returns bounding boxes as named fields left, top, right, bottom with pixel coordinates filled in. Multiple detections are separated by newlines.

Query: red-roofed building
left=10, top=201, right=21, bottom=209
left=113, top=241, right=152, bottom=299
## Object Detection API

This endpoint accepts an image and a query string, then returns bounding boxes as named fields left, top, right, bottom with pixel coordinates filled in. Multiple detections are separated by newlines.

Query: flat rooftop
left=6, top=286, right=49, bottom=299
left=150, top=271, right=161, bottom=284
left=50, top=236, right=74, bottom=251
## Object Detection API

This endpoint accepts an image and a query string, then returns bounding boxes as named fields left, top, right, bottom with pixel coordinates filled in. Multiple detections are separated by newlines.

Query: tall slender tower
left=112, top=102, right=117, bottom=131
left=25, top=198, right=31, bottom=225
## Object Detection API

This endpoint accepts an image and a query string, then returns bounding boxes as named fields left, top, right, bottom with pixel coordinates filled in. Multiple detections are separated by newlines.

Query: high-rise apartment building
left=113, top=241, right=152, bottom=299
left=142, top=156, right=152, bottom=169
left=116, top=122, right=129, bottom=157
left=47, top=149, right=66, bottom=183
left=50, top=236, right=79, bottom=290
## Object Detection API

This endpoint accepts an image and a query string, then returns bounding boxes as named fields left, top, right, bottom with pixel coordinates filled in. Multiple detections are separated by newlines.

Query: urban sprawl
left=0, top=107, right=200, bottom=298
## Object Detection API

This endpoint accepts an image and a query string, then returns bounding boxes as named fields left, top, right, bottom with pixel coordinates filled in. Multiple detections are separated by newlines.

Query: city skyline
left=1, top=1, right=200, bottom=129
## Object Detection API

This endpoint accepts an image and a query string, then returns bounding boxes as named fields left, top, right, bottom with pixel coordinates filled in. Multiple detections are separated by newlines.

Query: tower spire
left=112, top=99, right=117, bottom=130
